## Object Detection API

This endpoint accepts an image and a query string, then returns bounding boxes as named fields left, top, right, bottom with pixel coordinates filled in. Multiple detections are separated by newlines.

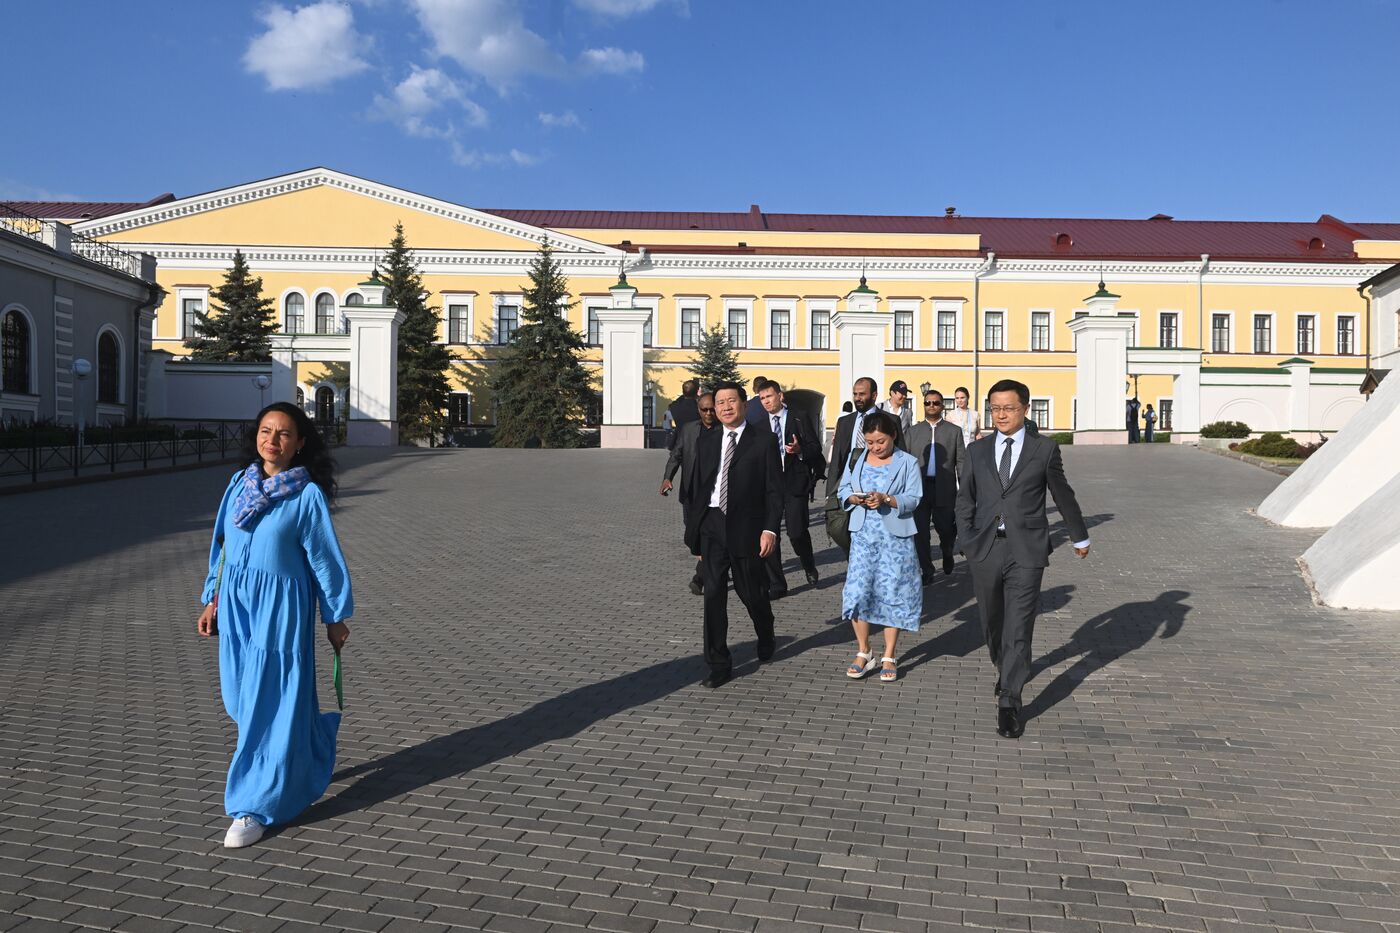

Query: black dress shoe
left=921, top=570, right=934, bottom=587
left=996, top=706, right=1024, bottom=739
left=804, top=569, right=819, bottom=586
left=768, top=586, right=789, bottom=601
left=756, top=643, right=776, bottom=663
left=688, top=578, right=704, bottom=596
left=942, top=555, right=954, bottom=575
left=703, top=670, right=732, bottom=688
left=994, top=678, right=1002, bottom=697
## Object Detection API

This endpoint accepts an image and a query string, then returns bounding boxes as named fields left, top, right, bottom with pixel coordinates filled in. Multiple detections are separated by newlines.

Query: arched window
left=1, top=310, right=32, bottom=394
left=345, top=293, right=364, bottom=306
left=285, top=293, right=305, bottom=333
left=97, top=331, right=121, bottom=403
left=295, top=386, right=306, bottom=408
left=315, top=294, right=335, bottom=334
left=315, top=386, right=336, bottom=424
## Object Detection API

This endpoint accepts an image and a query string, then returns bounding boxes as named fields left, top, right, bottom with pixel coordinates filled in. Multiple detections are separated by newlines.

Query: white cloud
left=450, top=141, right=542, bottom=168
left=571, top=0, right=674, bottom=15
left=243, top=2, right=370, bottom=91
left=410, top=0, right=564, bottom=87
left=579, top=46, right=644, bottom=74
left=538, top=110, right=582, bottom=129
left=371, top=65, right=487, bottom=138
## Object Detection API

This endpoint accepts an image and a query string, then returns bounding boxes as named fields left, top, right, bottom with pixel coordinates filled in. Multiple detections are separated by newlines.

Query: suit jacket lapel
left=1004, top=431, right=1041, bottom=492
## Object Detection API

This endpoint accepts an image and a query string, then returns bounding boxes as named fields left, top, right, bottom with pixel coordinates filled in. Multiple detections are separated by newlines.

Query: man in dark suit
left=684, top=382, right=783, bottom=688
left=744, top=375, right=768, bottom=427
left=905, top=388, right=965, bottom=586
left=756, top=380, right=821, bottom=595
left=824, top=377, right=904, bottom=554
left=665, top=379, right=701, bottom=450
left=661, top=391, right=716, bottom=594
left=956, top=378, right=1091, bottom=739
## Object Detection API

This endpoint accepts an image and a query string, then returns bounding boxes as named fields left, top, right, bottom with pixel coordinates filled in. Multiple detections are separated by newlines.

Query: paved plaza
left=2, top=444, right=1399, bottom=933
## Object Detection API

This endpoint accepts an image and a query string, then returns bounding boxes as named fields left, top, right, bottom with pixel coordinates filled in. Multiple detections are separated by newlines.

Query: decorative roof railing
left=0, top=201, right=146, bottom=278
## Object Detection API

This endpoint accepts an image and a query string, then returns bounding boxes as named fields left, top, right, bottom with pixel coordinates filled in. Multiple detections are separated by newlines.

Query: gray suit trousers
left=969, top=535, right=1044, bottom=708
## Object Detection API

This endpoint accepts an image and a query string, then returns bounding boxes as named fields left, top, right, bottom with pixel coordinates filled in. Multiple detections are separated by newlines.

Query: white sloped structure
left=1301, top=472, right=1400, bottom=610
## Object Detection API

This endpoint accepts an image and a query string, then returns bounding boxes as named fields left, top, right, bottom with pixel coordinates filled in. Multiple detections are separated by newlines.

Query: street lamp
left=253, top=374, right=271, bottom=409
left=72, top=358, right=91, bottom=445
left=920, top=381, right=931, bottom=397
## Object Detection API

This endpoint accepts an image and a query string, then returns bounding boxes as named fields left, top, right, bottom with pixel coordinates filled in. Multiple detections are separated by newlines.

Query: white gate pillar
left=596, top=273, right=651, bottom=449
left=343, top=275, right=404, bottom=446
left=1068, top=280, right=1135, bottom=444
left=833, top=275, right=893, bottom=403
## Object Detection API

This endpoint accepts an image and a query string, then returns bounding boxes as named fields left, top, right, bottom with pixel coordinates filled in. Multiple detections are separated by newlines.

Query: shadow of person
left=1024, top=589, right=1190, bottom=722
left=901, top=582, right=1075, bottom=675
left=1047, top=512, right=1114, bottom=550
left=295, top=622, right=853, bottom=829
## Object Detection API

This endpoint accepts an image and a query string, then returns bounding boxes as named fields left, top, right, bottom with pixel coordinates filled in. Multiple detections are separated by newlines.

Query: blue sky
left=3, top=0, right=1397, bottom=221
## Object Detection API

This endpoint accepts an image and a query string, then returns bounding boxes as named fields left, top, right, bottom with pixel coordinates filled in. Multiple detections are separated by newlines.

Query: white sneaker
left=223, top=816, right=264, bottom=848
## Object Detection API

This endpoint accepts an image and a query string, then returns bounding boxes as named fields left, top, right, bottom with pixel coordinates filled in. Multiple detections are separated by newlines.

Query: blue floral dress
left=841, top=462, right=922, bottom=631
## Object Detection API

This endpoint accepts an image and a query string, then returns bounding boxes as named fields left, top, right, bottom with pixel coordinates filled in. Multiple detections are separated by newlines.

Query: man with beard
left=825, top=377, right=904, bottom=555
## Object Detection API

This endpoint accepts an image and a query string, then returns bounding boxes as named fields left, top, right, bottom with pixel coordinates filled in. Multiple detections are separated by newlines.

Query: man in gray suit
left=905, top=388, right=964, bottom=586
left=662, top=392, right=716, bottom=594
left=956, top=379, right=1090, bottom=739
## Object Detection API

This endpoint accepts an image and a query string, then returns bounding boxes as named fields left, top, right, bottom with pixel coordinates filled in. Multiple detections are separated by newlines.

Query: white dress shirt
left=770, top=406, right=789, bottom=467
left=707, top=421, right=777, bottom=537
left=993, top=425, right=1090, bottom=549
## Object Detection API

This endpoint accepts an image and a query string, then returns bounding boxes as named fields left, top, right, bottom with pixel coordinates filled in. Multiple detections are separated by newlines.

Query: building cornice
left=0, top=233, right=151, bottom=302
left=72, top=168, right=619, bottom=256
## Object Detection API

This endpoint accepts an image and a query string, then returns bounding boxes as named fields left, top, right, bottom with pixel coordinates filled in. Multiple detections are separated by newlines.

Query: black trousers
left=968, top=535, right=1045, bottom=709
left=764, top=490, right=816, bottom=586
left=700, top=507, right=774, bottom=673
left=913, top=481, right=957, bottom=574
left=680, top=499, right=703, bottom=585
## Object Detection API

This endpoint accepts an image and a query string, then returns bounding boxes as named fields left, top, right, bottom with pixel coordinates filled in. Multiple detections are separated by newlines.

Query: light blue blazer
left=838, top=448, right=923, bottom=538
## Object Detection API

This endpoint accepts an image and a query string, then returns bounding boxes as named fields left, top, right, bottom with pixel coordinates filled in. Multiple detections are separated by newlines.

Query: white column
left=344, top=305, right=405, bottom=446
left=1280, top=358, right=1313, bottom=433
left=1173, top=363, right=1202, bottom=438
left=268, top=336, right=298, bottom=407
left=833, top=310, right=894, bottom=402
left=1067, top=287, right=1135, bottom=444
left=596, top=307, right=652, bottom=449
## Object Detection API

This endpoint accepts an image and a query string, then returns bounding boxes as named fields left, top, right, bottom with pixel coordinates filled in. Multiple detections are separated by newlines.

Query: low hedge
left=1201, top=420, right=1251, bottom=439
left=1049, top=432, right=1074, bottom=445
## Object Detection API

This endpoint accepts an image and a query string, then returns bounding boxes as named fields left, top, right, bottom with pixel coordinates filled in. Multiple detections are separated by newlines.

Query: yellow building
left=45, top=167, right=1400, bottom=437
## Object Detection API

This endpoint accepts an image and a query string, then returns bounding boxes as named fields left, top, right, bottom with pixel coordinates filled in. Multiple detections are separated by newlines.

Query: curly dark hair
left=241, top=402, right=338, bottom=501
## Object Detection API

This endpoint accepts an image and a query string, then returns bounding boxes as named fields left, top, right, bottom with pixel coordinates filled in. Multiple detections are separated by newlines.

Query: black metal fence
left=0, top=419, right=341, bottom=484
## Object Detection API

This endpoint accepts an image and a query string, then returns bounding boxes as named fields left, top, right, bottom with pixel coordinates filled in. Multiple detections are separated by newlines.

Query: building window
left=681, top=307, right=701, bottom=348
left=642, top=395, right=655, bottom=426
left=315, top=386, right=336, bottom=424
left=97, top=332, right=120, bottom=404
left=296, top=386, right=305, bottom=408
left=1159, top=312, right=1178, bottom=349
left=497, top=304, right=519, bottom=344
left=1297, top=316, right=1315, bottom=355
left=315, top=294, right=336, bottom=334
left=448, top=304, right=470, bottom=344
left=586, top=306, right=602, bottom=346
left=984, top=311, right=1004, bottom=351
left=937, top=310, right=956, bottom=350
left=811, top=309, right=831, bottom=350
left=284, top=293, right=305, bottom=333
left=728, top=308, right=748, bottom=348
left=447, top=393, right=470, bottom=425
left=345, top=293, right=364, bottom=306
left=894, top=310, right=913, bottom=350
left=1253, top=314, right=1272, bottom=354
left=1031, top=311, right=1051, bottom=351
left=586, top=392, right=603, bottom=425
left=1338, top=316, right=1355, bottom=355
left=1030, top=398, right=1050, bottom=429
left=1211, top=313, right=1231, bottom=352
left=182, top=297, right=203, bottom=340
left=1160, top=399, right=1173, bottom=431
left=770, top=310, right=791, bottom=349
left=2, top=310, right=31, bottom=394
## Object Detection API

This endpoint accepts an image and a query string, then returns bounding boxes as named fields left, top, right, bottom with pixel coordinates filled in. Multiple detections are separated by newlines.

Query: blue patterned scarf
left=231, top=463, right=311, bottom=530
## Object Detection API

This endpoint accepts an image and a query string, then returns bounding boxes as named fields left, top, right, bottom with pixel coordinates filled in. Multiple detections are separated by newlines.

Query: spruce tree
left=382, top=223, right=451, bottom=443
left=689, top=323, right=743, bottom=391
left=187, top=250, right=278, bottom=361
left=490, top=240, right=595, bottom=448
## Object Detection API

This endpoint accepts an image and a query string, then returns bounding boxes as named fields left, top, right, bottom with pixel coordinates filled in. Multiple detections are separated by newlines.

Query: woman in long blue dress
left=838, top=409, right=923, bottom=682
left=196, top=402, right=353, bottom=848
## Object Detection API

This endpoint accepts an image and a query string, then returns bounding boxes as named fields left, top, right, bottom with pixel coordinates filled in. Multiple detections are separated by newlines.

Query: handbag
left=823, top=449, right=865, bottom=552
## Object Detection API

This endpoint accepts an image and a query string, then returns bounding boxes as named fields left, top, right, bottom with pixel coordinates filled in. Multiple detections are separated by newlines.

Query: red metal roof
left=3, top=194, right=175, bottom=220
left=485, top=208, right=1393, bottom=262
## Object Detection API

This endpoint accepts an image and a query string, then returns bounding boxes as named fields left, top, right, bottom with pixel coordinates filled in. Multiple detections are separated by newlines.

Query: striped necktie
left=717, top=430, right=737, bottom=513
left=853, top=411, right=867, bottom=449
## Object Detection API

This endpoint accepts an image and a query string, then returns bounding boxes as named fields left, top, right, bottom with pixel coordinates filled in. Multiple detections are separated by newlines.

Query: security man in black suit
left=905, top=388, right=965, bottom=586
left=661, top=391, right=717, bottom=594
left=824, top=376, right=905, bottom=554
left=755, top=380, right=821, bottom=595
left=684, top=382, right=783, bottom=688
left=956, top=379, right=1091, bottom=739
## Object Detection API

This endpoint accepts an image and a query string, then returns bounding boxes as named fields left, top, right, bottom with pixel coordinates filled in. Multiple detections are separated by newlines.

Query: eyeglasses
left=989, top=406, right=1025, bottom=415
left=698, top=407, right=715, bottom=413
left=924, top=399, right=943, bottom=406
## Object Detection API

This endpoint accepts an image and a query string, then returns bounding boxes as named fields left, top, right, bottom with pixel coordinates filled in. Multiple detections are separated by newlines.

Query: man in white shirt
left=877, top=379, right=915, bottom=437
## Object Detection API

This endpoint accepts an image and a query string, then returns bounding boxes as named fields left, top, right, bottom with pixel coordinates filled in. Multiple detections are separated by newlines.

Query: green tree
left=187, top=249, right=278, bottom=361
left=490, top=240, right=595, bottom=448
left=688, top=323, right=743, bottom=391
left=382, top=223, right=451, bottom=443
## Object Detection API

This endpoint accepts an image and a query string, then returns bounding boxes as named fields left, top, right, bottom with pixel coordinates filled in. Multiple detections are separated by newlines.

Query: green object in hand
left=332, top=652, right=344, bottom=711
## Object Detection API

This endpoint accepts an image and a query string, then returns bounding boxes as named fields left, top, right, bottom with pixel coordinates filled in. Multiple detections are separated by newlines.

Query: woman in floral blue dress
left=838, top=410, right=923, bottom=682
left=196, top=402, right=353, bottom=849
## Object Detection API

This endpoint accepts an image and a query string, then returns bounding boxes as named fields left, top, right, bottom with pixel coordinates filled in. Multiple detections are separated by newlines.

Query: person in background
left=947, top=386, right=981, bottom=447
left=826, top=377, right=906, bottom=537
left=838, top=410, right=923, bottom=683
left=662, top=392, right=717, bottom=594
left=756, top=380, right=821, bottom=595
left=665, top=379, right=701, bottom=450
left=877, top=380, right=915, bottom=437
left=745, top=375, right=769, bottom=427
left=196, top=402, right=353, bottom=849
left=1126, top=395, right=1142, bottom=443
left=905, top=389, right=964, bottom=585
left=1143, top=403, right=1156, bottom=443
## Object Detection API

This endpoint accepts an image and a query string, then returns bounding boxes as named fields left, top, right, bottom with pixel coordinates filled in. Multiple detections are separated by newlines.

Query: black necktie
left=998, top=436, right=1014, bottom=491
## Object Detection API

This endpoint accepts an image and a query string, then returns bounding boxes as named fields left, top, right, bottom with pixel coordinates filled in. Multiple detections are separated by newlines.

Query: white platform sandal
left=879, top=657, right=898, bottom=683
left=846, top=650, right=879, bottom=679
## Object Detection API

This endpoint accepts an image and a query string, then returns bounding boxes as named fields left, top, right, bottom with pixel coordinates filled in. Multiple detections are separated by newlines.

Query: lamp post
left=253, top=374, right=271, bottom=409
left=920, top=381, right=931, bottom=397
left=72, top=358, right=91, bottom=446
